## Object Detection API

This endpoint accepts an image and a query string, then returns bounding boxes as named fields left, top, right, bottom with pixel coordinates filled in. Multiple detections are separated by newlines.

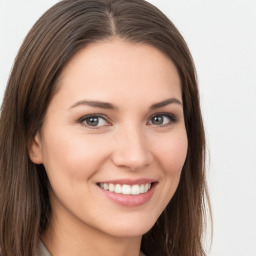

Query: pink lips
left=97, top=179, right=157, bottom=207
left=98, top=178, right=155, bottom=185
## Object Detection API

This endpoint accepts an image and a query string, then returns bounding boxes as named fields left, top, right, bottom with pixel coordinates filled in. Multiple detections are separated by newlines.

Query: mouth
left=96, top=180, right=157, bottom=206
left=97, top=182, right=154, bottom=195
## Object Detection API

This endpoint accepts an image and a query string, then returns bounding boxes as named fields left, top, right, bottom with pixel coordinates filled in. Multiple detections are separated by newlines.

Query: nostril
left=111, top=135, right=152, bottom=170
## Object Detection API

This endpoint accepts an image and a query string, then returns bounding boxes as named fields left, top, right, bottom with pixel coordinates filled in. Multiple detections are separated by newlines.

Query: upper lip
left=97, top=179, right=156, bottom=185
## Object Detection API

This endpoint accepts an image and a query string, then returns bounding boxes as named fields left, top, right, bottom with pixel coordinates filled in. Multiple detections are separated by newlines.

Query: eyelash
left=79, top=114, right=110, bottom=129
left=78, top=113, right=178, bottom=128
left=147, top=113, right=178, bottom=127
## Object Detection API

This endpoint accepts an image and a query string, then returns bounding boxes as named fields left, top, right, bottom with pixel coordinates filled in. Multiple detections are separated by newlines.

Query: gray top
left=38, top=240, right=51, bottom=256
left=37, top=240, right=146, bottom=256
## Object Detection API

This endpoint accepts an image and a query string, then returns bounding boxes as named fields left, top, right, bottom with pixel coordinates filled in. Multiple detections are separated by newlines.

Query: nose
left=111, top=125, right=152, bottom=171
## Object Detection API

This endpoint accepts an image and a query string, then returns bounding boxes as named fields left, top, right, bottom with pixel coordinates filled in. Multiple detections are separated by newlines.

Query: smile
left=97, top=179, right=157, bottom=207
left=98, top=183, right=152, bottom=195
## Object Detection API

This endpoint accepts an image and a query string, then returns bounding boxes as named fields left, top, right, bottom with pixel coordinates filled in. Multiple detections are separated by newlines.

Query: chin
left=97, top=214, right=158, bottom=238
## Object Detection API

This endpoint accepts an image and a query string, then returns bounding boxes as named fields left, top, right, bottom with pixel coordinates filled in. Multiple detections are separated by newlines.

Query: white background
left=0, top=1, right=255, bottom=255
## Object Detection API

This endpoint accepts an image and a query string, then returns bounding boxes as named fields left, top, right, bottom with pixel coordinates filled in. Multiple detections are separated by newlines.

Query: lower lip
left=99, top=184, right=156, bottom=207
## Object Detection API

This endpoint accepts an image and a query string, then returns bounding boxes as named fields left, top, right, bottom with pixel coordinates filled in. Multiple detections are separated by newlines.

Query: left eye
left=148, top=114, right=176, bottom=126
left=80, top=115, right=109, bottom=128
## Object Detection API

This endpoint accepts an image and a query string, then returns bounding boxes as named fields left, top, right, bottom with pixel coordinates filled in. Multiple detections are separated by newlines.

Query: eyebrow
left=69, top=98, right=182, bottom=110
left=69, top=100, right=117, bottom=110
left=150, top=98, right=182, bottom=109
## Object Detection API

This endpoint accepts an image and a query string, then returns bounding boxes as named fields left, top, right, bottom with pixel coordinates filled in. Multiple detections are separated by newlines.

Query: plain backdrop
left=0, top=1, right=255, bottom=255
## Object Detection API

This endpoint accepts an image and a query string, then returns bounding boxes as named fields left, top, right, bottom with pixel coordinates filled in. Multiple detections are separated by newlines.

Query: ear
left=28, top=132, right=44, bottom=164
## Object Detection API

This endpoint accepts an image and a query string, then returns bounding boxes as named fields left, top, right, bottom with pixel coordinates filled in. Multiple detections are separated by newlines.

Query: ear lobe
left=29, top=132, right=43, bottom=164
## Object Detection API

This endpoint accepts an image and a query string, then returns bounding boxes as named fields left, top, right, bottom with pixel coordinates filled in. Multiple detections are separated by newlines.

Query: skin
left=30, top=38, right=188, bottom=256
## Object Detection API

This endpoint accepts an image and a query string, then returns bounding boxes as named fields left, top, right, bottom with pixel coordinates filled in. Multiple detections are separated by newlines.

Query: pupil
left=88, top=117, right=98, bottom=126
left=153, top=116, right=163, bottom=125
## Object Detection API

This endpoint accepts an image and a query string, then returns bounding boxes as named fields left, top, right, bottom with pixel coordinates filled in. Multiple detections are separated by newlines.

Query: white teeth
left=139, top=184, right=145, bottom=193
left=114, top=184, right=122, bottom=194
left=122, top=184, right=131, bottom=195
left=99, top=183, right=152, bottom=195
left=145, top=183, right=151, bottom=191
left=131, top=185, right=140, bottom=195
left=109, top=183, right=114, bottom=192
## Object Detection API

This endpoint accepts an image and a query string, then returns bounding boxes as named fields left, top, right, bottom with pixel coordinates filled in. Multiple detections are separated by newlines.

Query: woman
left=0, top=0, right=210, bottom=255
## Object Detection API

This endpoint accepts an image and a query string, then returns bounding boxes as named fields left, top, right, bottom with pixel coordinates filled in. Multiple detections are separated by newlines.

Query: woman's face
left=31, top=39, right=188, bottom=238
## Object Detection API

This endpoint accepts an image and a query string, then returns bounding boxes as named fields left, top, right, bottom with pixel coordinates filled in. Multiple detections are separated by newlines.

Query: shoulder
left=37, top=240, right=51, bottom=256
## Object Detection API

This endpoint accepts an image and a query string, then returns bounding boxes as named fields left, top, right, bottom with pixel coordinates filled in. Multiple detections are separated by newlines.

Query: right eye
left=80, top=115, right=110, bottom=128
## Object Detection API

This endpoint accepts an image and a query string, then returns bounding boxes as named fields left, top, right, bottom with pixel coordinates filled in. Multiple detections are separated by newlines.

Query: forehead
left=54, top=38, right=181, bottom=107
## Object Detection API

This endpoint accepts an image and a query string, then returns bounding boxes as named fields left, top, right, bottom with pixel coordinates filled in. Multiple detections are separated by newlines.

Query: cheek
left=148, top=129, right=187, bottom=219
left=153, top=130, right=188, bottom=176
left=41, top=129, right=111, bottom=182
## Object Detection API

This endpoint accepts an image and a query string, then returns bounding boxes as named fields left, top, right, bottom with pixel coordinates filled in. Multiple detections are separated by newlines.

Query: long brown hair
left=0, top=0, right=211, bottom=255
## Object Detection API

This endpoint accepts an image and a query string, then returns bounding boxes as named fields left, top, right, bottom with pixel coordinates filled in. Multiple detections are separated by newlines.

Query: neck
left=41, top=210, right=143, bottom=256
